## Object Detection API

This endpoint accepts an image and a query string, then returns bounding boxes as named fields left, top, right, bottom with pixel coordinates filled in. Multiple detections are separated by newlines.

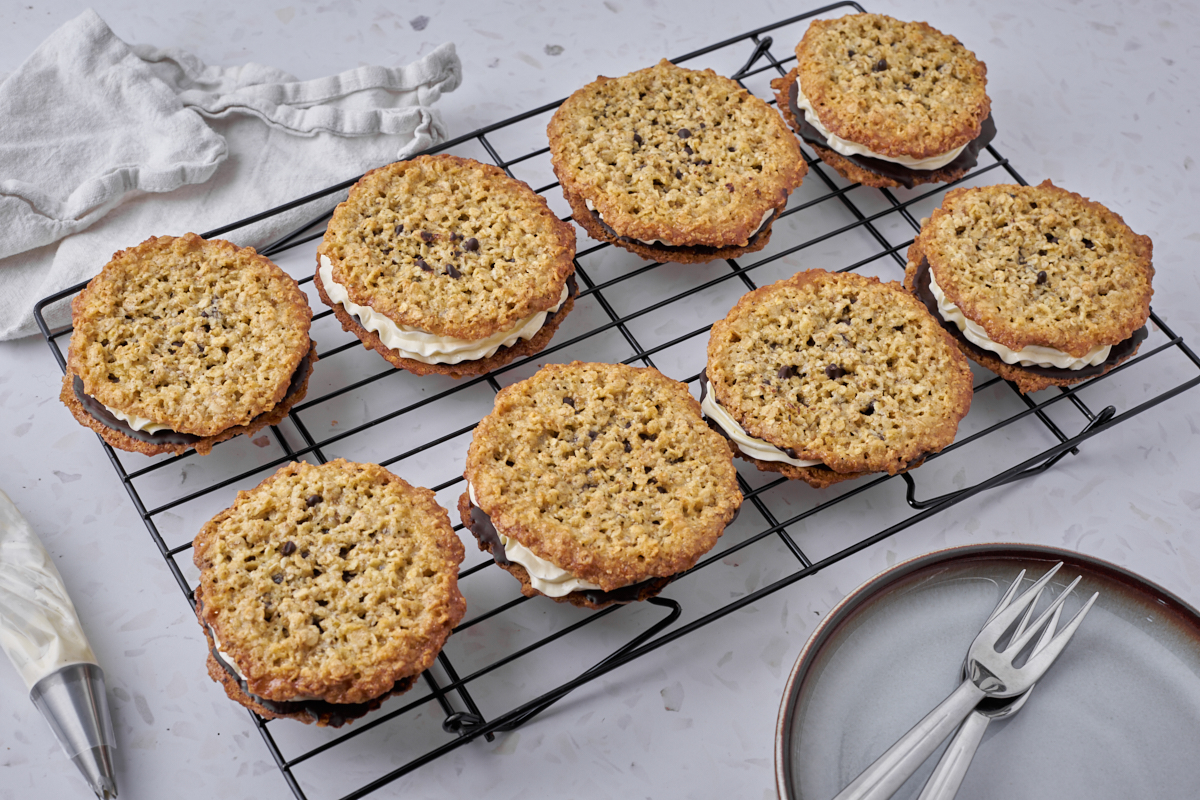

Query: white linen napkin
left=0, top=9, right=461, bottom=340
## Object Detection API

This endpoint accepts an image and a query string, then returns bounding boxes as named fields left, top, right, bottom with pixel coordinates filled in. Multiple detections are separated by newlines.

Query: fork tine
left=1022, top=597, right=1060, bottom=666
left=1010, top=585, right=1043, bottom=641
left=1021, top=591, right=1099, bottom=677
left=985, top=569, right=1027, bottom=626
left=1034, top=600, right=1064, bottom=654
left=973, top=562, right=1063, bottom=648
left=1006, top=575, right=1081, bottom=655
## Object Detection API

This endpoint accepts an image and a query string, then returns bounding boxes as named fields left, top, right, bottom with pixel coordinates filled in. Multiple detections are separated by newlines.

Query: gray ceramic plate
left=776, top=544, right=1200, bottom=800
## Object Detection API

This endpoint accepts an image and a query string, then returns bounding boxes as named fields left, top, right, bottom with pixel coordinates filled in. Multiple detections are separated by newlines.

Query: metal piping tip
left=30, top=665, right=119, bottom=799
left=73, top=745, right=118, bottom=798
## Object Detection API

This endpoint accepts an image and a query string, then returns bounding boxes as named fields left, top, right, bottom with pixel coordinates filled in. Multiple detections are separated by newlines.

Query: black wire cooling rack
left=34, top=4, right=1200, bottom=798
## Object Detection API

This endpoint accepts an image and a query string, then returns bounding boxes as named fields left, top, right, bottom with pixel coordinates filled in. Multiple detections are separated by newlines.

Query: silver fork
left=832, top=562, right=1099, bottom=800
left=915, top=575, right=1064, bottom=800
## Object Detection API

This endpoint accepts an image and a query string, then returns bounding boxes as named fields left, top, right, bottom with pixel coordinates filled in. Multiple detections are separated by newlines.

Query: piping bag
left=0, top=489, right=118, bottom=798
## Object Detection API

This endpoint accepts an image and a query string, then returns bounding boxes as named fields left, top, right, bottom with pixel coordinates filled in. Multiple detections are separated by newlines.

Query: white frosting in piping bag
left=793, top=79, right=966, bottom=170
left=319, top=255, right=567, bottom=365
left=467, top=482, right=601, bottom=597
left=700, top=389, right=822, bottom=468
left=928, top=270, right=1110, bottom=369
left=0, top=489, right=97, bottom=688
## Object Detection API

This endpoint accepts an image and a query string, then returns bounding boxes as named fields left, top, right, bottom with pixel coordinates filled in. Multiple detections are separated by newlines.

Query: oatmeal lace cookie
left=905, top=181, right=1153, bottom=393
left=193, top=459, right=466, bottom=726
left=705, top=269, right=973, bottom=488
left=771, top=13, right=994, bottom=189
left=461, top=362, right=742, bottom=609
left=548, top=59, right=807, bottom=264
left=316, top=154, right=577, bottom=378
left=60, top=233, right=315, bottom=456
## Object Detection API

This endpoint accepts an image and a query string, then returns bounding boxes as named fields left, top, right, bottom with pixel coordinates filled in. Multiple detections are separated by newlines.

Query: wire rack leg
left=492, top=596, right=683, bottom=733
left=902, top=405, right=1117, bottom=509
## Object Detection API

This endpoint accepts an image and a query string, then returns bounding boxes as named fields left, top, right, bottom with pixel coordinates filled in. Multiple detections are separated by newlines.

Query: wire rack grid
left=34, top=4, right=1200, bottom=799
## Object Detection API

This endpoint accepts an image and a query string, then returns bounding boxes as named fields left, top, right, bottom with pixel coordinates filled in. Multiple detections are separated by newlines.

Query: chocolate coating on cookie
left=71, top=351, right=313, bottom=446
left=72, top=374, right=202, bottom=446
left=585, top=205, right=778, bottom=260
left=61, top=341, right=318, bottom=456
left=204, top=629, right=413, bottom=727
left=780, top=76, right=996, bottom=189
left=463, top=498, right=511, bottom=567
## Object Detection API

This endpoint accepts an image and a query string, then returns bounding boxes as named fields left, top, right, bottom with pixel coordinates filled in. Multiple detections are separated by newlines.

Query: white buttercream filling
left=467, top=482, right=601, bottom=597
left=928, top=270, right=1111, bottom=369
left=585, top=200, right=774, bottom=247
left=700, top=387, right=822, bottom=468
left=793, top=79, right=966, bottom=170
left=208, top=627, right=249, bottom=682
left=319, top=255, right=567, bottom=365
left=99, top=403, right=171, bottom=433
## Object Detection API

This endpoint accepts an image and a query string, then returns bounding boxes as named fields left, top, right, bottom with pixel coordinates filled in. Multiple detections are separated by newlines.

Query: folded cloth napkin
left=0, top=9, right=461, bottom=340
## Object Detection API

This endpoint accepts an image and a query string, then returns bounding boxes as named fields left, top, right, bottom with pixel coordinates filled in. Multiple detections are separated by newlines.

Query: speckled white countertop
left=2, top=2, right=1198, bottom=799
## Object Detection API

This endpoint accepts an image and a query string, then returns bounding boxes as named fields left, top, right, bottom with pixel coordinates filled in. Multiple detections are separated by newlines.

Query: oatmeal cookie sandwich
left=704, top=270, right=973, bottom=488
left=60, top=233, right=316, bottom=456
left=548, top=59, right=807, bottom=264
left=460, top=362, right=742, bottom=609
left=772, top=13, right=995, bottom=189
left=905, top=181, right=1154, bottom=393
left=315, top=155, right=576, bottom=378
left=193, top=459, right=466, bottom=727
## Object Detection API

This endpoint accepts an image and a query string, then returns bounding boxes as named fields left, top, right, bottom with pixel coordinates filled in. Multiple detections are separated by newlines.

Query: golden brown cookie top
left=706, top=270, right=973, bottom=475
left=916, top=181, right=1154, bottom=357
left=193, top=460, right=466, bottom=705
left=67, top=234, right=311, bottom=437
left=796, top=13, right=989, bottom=159
left=547, top=59, right=806, bottom=248
left=317, top=155, right=575, bottom=340
left=464, top=362, right=742, bottom=592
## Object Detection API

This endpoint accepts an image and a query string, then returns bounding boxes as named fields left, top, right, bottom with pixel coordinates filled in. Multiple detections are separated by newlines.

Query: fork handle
left=914, top=710, right=990, bottom=800
left=832, top=679, right=986, bottom=800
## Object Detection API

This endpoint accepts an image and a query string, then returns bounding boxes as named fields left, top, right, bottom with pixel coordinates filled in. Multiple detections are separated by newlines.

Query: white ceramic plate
left=776, top=544, right=1200, bottom=800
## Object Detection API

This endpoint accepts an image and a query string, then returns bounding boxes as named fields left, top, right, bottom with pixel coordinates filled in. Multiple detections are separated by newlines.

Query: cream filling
left=794, top=79, right=966, bottom=170
left=208, top=625, right=320, bottom=702
left=319, top=255, right=567, bottom=365
left=467, top=482, right=601, bottom=597
left=700, top=388, right=822, bottom=468
left=585, top=200, right=774, bottom=247
left=99, top=403, right=171, bottom=433
left=208, top=627, right=249, bottom=682
left=928, top=271, right=1111, bottom=369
